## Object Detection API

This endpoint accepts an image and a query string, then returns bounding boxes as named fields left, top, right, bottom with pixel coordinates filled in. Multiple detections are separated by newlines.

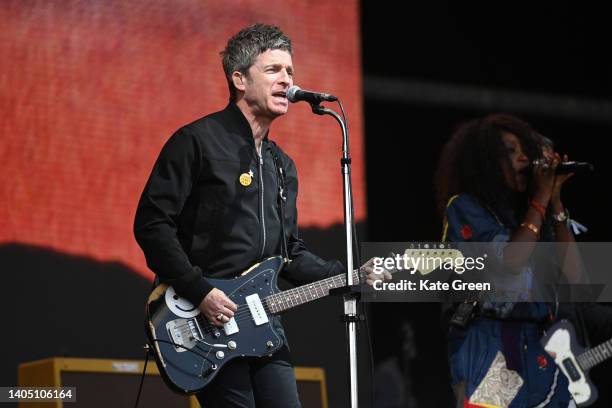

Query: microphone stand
left=310, top=102, right=360, bottom=408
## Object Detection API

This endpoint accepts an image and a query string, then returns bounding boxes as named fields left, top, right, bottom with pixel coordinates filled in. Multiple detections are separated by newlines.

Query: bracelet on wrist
left=552, top=208, right=570, bottom=225
left=520, top=222, right=540, bottom=238
left=529, top=200, right=547, bottom=220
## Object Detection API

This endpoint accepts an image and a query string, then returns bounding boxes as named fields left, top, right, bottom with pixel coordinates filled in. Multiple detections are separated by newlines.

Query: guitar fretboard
left=265, top=269, right=360, bottom=314
left=577, top=339, right=612, bottom=370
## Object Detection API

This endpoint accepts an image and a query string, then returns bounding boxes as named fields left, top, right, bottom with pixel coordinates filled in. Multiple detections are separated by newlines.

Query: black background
left=363, top=1, right=612, bottom=407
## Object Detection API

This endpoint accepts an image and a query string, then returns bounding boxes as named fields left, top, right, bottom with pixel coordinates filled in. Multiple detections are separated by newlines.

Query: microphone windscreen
left=286, top=86, right=301, bottom=103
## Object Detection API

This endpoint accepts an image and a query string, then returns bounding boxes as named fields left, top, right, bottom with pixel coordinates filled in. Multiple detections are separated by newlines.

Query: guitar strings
left=176, top=284, right=333, bottom=331
left=207, top=282, right=338, bottom=321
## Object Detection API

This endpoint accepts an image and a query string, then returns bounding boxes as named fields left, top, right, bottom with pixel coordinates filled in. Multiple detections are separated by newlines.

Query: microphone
left=556, top=161, right=594, bottom=174
left=532, top=160, right=594, bottom=174
left=286, top=85, right=337, bottom=104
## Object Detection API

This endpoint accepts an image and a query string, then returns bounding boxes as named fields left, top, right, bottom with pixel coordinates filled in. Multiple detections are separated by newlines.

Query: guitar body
left=145, top=256, right=285, bottom=394
left=541, top=319, right=597, bottom=406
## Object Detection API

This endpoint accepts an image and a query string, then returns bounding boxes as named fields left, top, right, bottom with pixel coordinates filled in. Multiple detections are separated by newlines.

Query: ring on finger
left=215, top=313, right=224, bottom=321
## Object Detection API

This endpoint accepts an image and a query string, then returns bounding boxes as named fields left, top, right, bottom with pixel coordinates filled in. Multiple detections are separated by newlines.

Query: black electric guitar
left=541, top=319, right=612, bottom=406
left=146, top=245, right=463, bottom=394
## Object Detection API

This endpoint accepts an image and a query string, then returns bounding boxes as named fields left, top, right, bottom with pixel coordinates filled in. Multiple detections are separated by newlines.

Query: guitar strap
left=576, top=303, right=591, bottom=348
left=268, top=142, right=290, bottom=262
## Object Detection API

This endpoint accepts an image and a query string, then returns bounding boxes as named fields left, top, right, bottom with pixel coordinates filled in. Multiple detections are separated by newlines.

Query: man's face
left=240, top=49, right=293, bottom=119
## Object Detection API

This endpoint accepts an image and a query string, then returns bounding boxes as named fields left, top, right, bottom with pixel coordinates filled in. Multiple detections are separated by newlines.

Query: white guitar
left=541, top=319, right=612, bottom=406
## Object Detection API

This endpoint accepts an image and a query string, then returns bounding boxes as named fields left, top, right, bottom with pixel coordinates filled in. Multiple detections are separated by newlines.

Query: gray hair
left=220, top=24, right=292, bottom=101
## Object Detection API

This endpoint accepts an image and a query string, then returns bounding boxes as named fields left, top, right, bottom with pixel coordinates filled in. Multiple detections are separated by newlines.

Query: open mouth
left=272, top=91, right=287, bottom=101
left=518, top=165, right=531, bottom=176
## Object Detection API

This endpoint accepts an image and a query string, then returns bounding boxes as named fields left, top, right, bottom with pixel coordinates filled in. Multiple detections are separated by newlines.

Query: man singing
left=134, top=23, right=383, bottom=407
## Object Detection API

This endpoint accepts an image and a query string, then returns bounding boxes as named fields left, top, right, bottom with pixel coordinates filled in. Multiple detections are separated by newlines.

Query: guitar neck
left=578, top=338, right=612, bottom=370
left=265, top=269, right=360, bottom=314
left=263, top=243, right=458, bottom=314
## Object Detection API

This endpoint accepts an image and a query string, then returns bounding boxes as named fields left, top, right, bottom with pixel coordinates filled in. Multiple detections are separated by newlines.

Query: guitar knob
left=266, top=341, right=274, bottom=349
left=215, top=351, right=225, bottom=360
left=228, top=341, right=237, bottom=350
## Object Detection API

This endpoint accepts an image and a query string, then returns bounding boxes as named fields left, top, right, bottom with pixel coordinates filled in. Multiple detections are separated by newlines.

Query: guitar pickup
left=224, top=317, right=239, bottom=335
left=246, top=294, right=269, bottom=326
left=562, top=357, right=582, bottom=381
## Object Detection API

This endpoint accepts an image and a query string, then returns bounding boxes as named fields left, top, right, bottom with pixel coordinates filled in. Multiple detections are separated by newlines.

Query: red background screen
left=0, top=0, right=365, bottom=279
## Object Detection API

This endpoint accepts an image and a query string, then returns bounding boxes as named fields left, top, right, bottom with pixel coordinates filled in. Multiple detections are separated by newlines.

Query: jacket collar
left=224, top=102, right=270, bottom=145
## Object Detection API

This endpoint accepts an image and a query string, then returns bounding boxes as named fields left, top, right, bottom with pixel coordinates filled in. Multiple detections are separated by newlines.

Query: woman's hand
left=551, top=153, right=574, bottom=207
left=531, top=154, right=559, bottom=207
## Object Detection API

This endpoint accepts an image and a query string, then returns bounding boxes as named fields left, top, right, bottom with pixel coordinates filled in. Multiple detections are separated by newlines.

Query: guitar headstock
left=357, top=243, right=466, bottom=282
left=403, top=243, right=464, bottom=275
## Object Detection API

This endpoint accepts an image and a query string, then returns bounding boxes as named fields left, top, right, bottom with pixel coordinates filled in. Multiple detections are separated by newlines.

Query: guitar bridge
left=166, top=318, right=202, bottom=353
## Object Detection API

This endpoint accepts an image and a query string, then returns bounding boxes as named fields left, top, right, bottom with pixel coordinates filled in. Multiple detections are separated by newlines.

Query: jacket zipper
left=258, top=150, right=266, bottom=259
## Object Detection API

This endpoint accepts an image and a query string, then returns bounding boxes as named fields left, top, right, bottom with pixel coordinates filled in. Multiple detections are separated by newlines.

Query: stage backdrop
left=0, top=0, right=365, bottom=280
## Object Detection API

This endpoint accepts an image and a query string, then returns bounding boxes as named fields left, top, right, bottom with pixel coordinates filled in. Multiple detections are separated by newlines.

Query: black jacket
left=134, top=103, right=344, bottom=306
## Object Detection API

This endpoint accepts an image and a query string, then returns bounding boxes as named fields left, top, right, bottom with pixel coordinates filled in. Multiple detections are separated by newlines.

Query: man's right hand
left=199, top=288, right=238, bottom=327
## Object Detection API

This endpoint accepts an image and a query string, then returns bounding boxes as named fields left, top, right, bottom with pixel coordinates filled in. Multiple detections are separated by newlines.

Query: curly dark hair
left=434, top=114, right=546, bottom=227
left=220, top=23, right=292, bottom=102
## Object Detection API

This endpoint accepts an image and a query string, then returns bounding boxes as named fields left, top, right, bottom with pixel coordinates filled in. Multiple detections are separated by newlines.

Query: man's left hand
left=359, top=257, right=392, bottom=285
